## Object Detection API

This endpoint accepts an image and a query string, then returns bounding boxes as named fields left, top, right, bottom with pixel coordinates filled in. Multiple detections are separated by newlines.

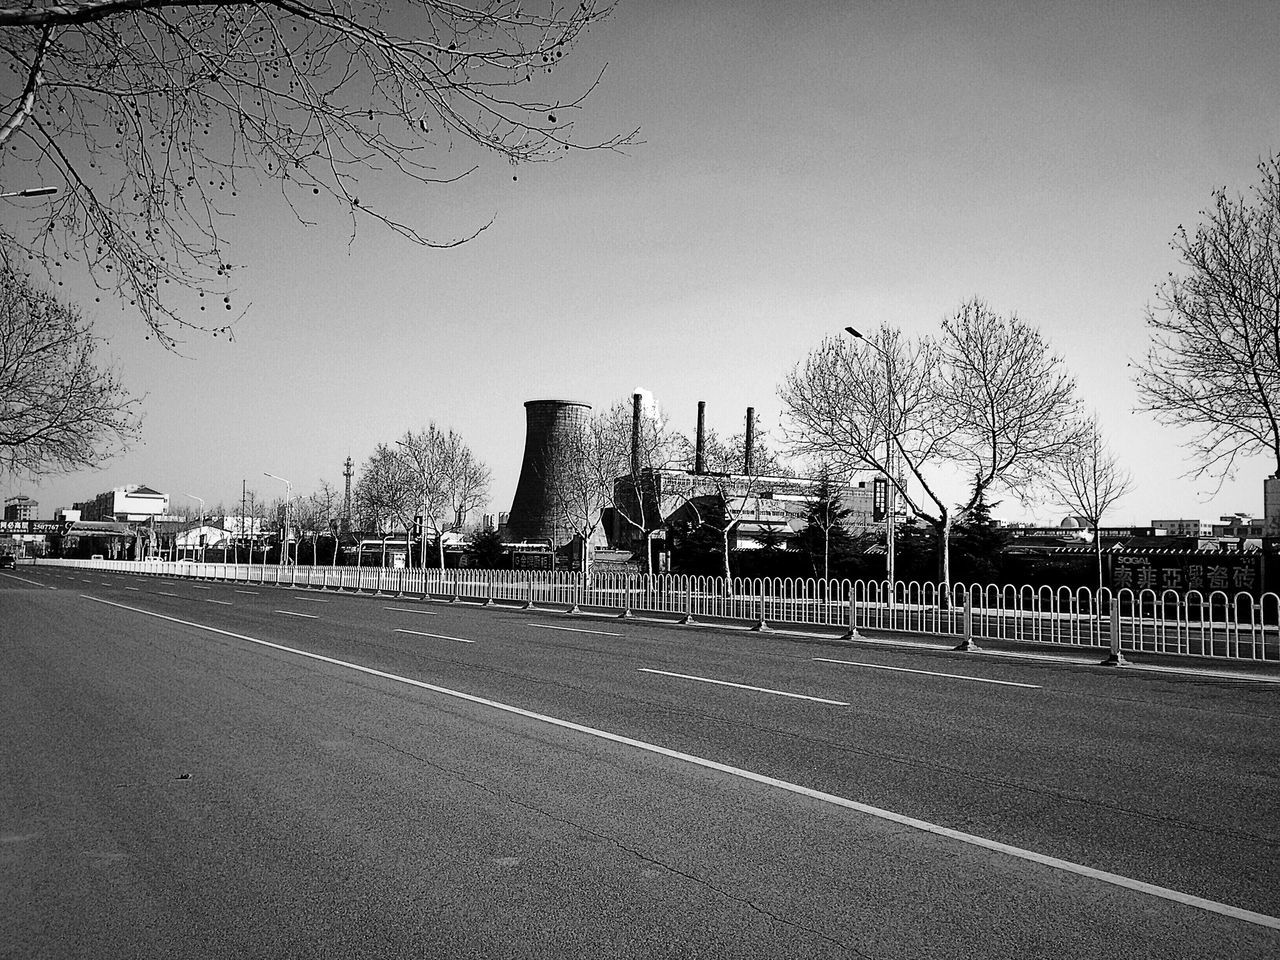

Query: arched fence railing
left=40, top=558, right=1280, bottom=664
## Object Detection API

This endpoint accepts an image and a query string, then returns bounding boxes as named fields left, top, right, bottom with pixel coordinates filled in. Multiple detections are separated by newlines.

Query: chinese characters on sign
left=1113, top=556, right=1259, bottom=593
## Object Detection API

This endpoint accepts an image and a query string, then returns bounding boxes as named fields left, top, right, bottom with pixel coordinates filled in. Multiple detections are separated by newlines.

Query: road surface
left=3, top=565, right=1278, bottom=958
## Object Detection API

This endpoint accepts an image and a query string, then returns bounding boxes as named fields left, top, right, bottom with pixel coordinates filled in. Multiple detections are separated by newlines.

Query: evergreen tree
left=467, top=528, right=507, bottom=569
left=796, top=469, right=855, bottom=580
left=668, top=497, right=727, bottom=577
left=954, top=478, right=1009, bottom=585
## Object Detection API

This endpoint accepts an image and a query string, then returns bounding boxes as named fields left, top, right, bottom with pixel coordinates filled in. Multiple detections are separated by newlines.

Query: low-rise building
left=1151, top=518, right=1214, bottom=538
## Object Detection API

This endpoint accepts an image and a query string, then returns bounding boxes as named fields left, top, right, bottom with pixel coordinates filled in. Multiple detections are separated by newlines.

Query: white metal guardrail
left=42, top=559, right=1280, bottom=664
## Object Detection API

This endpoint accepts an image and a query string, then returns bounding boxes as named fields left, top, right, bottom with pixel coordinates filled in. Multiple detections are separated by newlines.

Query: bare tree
left=1046, top=415, right=1133, bottom=593
left=397, top=423, right=490, bottom=570
left=309, top=479, right=342, bottom=565
left=781, top=302, right=1082, bottom=590
left=934, top=299, right=1085, bottom=584
left=0, top=1, right=637, bottom=342
left=0, top=264, right=140, bottom=476
left=538, top=414, right=614, bottom=583
left=1133, top=155, right=1280, bottom=486
left=686, top=420, right=788, bottom=583
left=598, top=392, right=690, bottom=574
left=354, top=443, right=414, bottom=564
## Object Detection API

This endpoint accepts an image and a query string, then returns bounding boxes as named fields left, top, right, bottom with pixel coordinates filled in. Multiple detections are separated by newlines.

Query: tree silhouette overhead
left=0, top=0, right=637, bottom=344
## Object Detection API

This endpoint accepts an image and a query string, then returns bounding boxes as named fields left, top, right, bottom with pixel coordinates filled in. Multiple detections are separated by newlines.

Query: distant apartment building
left=3, top=495, right=38, bottom=521
left=1151, top=519, right=1214, bottom=537
left=74, top=485, right=169, bottom=522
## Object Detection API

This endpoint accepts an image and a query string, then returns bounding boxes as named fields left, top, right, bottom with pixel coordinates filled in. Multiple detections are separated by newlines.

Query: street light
left=184, top=493, right=205, bottom=563
left=264, top=473, right=292, bottom=564
left=845, top=326, right=897, bottom=593
left=0, top=186, right=58, bottom=199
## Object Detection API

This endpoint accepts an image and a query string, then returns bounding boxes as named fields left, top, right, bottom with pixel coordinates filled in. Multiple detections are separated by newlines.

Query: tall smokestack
left=631, top=392, right=642, bottom=475
left=695, top=401, right=706, bottom=474
left=744, top=407, right=756, bottom=475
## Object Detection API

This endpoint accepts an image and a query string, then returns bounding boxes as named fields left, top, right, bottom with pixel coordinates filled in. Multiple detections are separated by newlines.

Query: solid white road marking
left=813, top=657, right=1042, bottom=689
left=276, top=610, right=318, bottom=619
left=383, top=606, right=438, bottom=616
left=638, top=668, right=849, bottom=706
left=79, top=595, right=1280, bottom=932
left=0, top=571, right=56, bottom=589
left=393, top=628, right=474, bottom=644
left=529, top=622, right=623, bottom=637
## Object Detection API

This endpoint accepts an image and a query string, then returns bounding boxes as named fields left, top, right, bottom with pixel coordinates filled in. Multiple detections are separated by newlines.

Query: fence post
left=1100, top=596, right=1128, bottom=666
left=751, top=581, right=772, bottom=632
left=953, top=591, right=980, bottom=651
left=840, top=584, right=862, bottom=639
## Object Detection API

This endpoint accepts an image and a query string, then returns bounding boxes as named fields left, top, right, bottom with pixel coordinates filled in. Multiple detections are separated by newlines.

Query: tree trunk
left=438, top=533, right=446, bottom=573
left=721, top=527, right=733, bottom=584
left=1095, top=528, right=1104, bottom=595
left=938, top=512, right=953, bottom=600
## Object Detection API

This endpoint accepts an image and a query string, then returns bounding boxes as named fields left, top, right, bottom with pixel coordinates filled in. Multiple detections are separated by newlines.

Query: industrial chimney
left=506, top=399, right=592, bottom=544
left=631, top=392, right=642, bottom=476
left=695, top=401, right=706, bottom=474
left=744, top=407, right=756, bottom=475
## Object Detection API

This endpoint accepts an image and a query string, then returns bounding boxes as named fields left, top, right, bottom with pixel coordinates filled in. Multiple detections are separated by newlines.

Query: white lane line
left=0, top=571, right=57, bottom=589
left=292, top=597, right=329, bottom=603
left=638, top=668, right=849, bottom=706
left=276, top=610, right=318, bottom=619
left=235, top=590, right=259, bottom=596
left=529, top=622, right=623, bottom=637
left=393, top=628, right=475, bottom=644
left=78, top=595, right=1280, bottom=931
left=205, top=599, right=233, bottom=606
left=125, top=587, right=140, bottom=591
left=192, top=585, right=211, bottom=590
left=80, top=578, right=93, bottom=583
left=813, top=658, right=1042, bottom=689
left=156, top=591, right=181, bottom=597
left=383, top=606, right=438, bottom=616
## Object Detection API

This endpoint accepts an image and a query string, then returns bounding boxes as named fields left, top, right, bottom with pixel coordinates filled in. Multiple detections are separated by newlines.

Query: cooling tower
left=506, top=399, right=593, bottom=544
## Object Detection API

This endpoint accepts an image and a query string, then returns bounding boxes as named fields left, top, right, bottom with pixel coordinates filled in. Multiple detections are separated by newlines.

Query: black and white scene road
left=4, top=1, right=1280, bottom=958
left=4, top=567, right=1278, bottom=958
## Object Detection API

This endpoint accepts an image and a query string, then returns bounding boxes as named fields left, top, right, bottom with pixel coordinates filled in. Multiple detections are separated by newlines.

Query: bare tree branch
left=0, top=0, right=638, bottom=342
left=1133, top=154, right=1280, bottom=486
left=0, top=260, right=142, bottom=476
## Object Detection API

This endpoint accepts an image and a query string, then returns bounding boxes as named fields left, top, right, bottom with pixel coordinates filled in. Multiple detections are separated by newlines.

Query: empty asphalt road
left=3, top=564, right=1279, bottom=958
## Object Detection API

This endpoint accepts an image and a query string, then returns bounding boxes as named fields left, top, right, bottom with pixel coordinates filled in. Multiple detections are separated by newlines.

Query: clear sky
left=7, top=0, right=1280, bottom=525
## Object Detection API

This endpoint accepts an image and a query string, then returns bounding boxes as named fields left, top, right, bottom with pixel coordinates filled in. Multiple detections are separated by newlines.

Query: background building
left=75, top=484, right=169, bottom=522
left=4, top=495, right=38, bottom=521
left=1151, top=518, right=1214, bottom=537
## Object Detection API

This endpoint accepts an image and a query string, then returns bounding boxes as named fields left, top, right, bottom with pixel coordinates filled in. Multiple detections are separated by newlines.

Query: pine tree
left=797, top=468, right=855, bottom=580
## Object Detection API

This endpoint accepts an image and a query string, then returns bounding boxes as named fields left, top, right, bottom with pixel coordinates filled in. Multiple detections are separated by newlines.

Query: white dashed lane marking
left=393, top=629, right=474, bottom=644
left=813, top=658, right=1042, bottom=689
left=638, top=668, right=849, bottom=706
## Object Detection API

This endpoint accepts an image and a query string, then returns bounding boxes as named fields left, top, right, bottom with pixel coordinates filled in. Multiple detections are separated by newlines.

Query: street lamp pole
left=184, top=494, right=205, bottom=563
left=264, top=473, right=292, bottom=565
left=0, top=186, right=58, bottom=199
left=845, top=327, right=897, bottom=593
